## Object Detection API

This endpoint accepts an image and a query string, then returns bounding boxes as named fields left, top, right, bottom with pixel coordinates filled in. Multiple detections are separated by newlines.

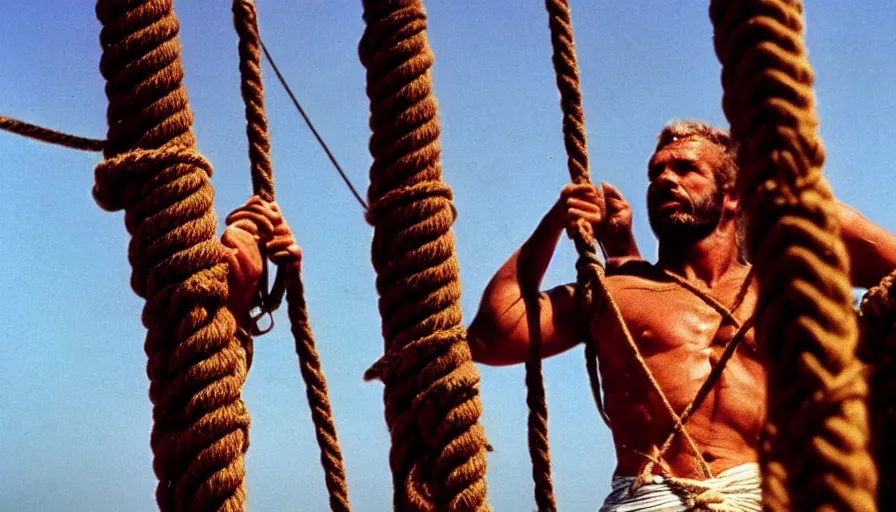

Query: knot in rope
left=94, top=1, right=251, bottom=509
left=364, top=181, right=456, bottom=227
left=93, top=145, right=212, bottom=213
left=364, top=327, right=461, bottom=385
left=664, top=479, right=726, bottom=511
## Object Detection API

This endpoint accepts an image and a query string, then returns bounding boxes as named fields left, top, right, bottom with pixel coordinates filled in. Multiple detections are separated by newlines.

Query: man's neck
left=657, top=225, right=744, bottom=288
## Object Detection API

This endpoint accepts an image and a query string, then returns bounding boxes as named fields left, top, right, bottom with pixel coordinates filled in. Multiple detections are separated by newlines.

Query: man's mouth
left=658, top=199, right=682, bottom=210
left=654, top=196, right=689, bottom=213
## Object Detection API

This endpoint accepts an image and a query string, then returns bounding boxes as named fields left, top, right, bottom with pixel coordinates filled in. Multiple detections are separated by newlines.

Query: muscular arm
left=468, top=202, right=581, bottom=366
left=838, top=201, right=896, bottom=289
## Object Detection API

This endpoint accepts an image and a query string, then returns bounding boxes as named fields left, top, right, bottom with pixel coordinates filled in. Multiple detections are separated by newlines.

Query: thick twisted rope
left=710, top=0, right=876, bottom=510
left=860, top=270, right=896, bottom=508
left=94, top=4, right=249, bottom=512
left=358, top=1, right=490, bottom=510
left=93, top=2, right=251, bottom=511
left=543, top=0, right=712, bottom=496
left=0, top=115, right=105, bottom=151
left=231, top=2, right=351, bottom=510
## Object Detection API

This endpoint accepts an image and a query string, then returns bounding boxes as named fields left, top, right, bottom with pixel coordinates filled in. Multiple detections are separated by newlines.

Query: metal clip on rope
left=248, top=246, right=287, bottom=336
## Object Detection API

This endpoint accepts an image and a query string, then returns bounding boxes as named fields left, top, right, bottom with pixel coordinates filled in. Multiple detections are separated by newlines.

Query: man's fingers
left=222, top=224, right=258, bottom=248
left=566, top=197, right=602, bottom=213
left=267, top=236, right=302, bottom=266
left=226, top=207, right=276, bottom=236
left=561, top=182, right=600, bottom=199
left=605, top=196, right=630, bottom=211
left=601, top=182, right=624, bottom=199
left=567, top=208, right=602, bottom=225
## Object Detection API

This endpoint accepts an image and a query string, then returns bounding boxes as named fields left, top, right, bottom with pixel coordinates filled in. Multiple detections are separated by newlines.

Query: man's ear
left=722, top=187, right=740, bottom=219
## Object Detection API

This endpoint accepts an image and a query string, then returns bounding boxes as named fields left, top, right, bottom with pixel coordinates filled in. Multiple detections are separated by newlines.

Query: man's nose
left=660, top=166, right=680, bottom=181
left=653, top=167, right=680, bottom=190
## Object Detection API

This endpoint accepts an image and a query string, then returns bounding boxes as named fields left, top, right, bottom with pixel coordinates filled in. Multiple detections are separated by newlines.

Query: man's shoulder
left=605, top=257, right=658, bottom=279
left=604, top=257, right=674, bottom=290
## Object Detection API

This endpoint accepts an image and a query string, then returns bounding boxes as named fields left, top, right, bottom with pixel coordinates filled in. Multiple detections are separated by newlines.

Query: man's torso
left=592, top=260, right=764, bottom=479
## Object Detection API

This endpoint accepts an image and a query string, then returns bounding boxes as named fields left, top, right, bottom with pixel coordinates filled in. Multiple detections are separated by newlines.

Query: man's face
left=646, top=137, right=727, bottom=243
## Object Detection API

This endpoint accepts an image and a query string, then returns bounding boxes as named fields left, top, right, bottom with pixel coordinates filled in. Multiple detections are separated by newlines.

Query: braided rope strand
left=231, top=3, right=352, bottom=509
left=281, top=260, right=352, bottom=512
left=543, top=0, right=714, bottom=494
left=710, top=0, right=876, bottom=509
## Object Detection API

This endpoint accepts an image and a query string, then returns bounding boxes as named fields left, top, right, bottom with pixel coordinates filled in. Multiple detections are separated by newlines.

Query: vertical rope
left=710, top=0, right=876, bottom=510
left=535, top=2, right=592, bottom=508
left=358, top=1, right=490, bottom=510
left=232, top=2, right=351, bottom=510
left=232, top=0, right=274, bottom=202
left=541, top=1, right=713, bottom=496
left=93, top=1, right=250, bottom=510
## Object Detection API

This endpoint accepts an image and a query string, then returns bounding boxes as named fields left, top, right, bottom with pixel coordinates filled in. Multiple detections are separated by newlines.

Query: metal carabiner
left=247, top=245, right=287, bottom=336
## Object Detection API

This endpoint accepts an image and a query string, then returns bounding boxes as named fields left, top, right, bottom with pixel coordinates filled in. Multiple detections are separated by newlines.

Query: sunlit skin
left=221, top=196, right=302, bottom=327
left=468, top=137, right=896, bottom=479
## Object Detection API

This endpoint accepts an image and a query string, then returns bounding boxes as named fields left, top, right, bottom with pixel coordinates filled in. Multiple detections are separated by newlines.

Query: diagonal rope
left=710, top=0, right=876, bottom=510
left=0, top=115, right=105, bottom=151
left=638, top=269, right=756, bottom=480
left=258, top=41, right=369, bottom=211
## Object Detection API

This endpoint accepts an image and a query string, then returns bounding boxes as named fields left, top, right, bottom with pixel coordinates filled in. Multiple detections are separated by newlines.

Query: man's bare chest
left=595, top=280, right=758, bottom=360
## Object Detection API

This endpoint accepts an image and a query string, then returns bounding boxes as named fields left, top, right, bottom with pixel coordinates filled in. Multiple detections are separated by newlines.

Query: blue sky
left=1, top=2, right=894, bottom=511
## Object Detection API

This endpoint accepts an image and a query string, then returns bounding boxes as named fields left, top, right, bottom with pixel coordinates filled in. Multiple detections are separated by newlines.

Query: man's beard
left=647, top=184, right=724, bottom=243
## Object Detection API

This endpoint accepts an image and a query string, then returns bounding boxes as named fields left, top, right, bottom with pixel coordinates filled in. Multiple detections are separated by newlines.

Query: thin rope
left=0, top=115, right=105, bottom=151
left=231, top=2, right=351, bottom=510
left=259, top=40, right=369, bottom=211
left=638, top=269, right=756, bottom=480
left=359, top=1, right=491, bottom=510
left=711, top=0, right=876, bottom=510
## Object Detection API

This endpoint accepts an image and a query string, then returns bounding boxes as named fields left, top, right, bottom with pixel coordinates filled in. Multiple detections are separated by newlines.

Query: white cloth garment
left=599, top=463, right=762, bottom=511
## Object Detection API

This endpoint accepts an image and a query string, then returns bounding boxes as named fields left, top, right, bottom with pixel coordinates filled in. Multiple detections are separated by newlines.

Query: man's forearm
left=469, top=203, right=565, bottom=364
left=514, top=203, right=566, bottom=293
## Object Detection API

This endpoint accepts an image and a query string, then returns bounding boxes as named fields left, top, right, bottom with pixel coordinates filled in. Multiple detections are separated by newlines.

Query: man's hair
left=654, top=119, right=739, bottom=191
